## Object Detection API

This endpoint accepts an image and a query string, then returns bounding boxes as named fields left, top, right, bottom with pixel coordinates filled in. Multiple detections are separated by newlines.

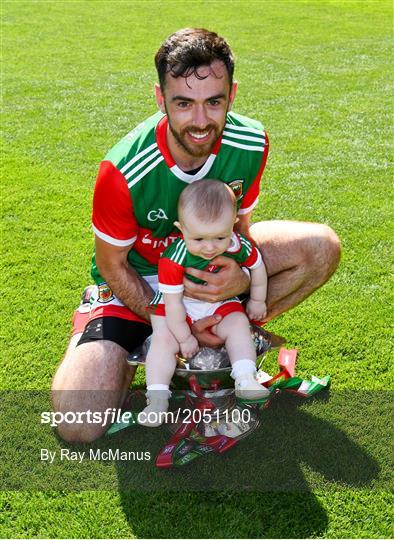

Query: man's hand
left=190, top=314, right=225, bottom=348
left=183, top=256, right=250, bottom=302
left=246, top=299, right=267, bottom=321
left=179, top=334, right=199, bottom=359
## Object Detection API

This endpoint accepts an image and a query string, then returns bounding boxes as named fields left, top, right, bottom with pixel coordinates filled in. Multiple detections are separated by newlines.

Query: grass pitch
left=1, top=0, right=393, bottom=538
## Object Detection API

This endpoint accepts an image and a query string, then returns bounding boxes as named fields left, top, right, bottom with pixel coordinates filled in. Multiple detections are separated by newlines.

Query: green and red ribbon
left=156, top=376, right=237, bottom=468
left=106, top=348, right=330, bottom=468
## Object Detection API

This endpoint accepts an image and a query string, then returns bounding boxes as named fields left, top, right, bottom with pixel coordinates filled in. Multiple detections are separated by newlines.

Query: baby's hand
left=246, top=300, right=267, bottom=321
left=179, top=335, right=199, bottom=359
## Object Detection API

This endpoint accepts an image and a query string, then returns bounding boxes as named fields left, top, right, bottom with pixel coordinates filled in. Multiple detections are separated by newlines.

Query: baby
left=138, top=179, right=270, bottom=427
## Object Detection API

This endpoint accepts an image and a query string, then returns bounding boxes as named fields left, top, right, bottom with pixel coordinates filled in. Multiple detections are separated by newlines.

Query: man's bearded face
left=160, top=61, right=236, bottom=160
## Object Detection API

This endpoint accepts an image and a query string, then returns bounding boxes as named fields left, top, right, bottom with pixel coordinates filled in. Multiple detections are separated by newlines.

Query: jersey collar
left=226, top=232, right=242, bottom=253
left=156, top=115, right=222, bottom=183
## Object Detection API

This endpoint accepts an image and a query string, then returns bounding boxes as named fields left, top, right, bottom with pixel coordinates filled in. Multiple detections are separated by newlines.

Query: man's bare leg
left=52, top=336, right=134, bottom=443
left=250, top=220, right=341, bottom=321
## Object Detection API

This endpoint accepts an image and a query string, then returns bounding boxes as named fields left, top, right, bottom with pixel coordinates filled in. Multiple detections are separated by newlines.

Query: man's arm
left=234, top=211, right=253, bottom=238
left=95, top=236, right=153, bottom=322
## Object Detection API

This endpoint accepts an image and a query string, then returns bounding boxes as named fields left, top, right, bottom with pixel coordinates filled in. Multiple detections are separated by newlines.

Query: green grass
left=1, top=0, right=393, bottom=538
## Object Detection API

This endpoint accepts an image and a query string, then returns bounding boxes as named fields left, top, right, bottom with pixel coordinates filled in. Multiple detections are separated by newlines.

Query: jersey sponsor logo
left=97, top=283, right=115, bottom=303
left=140, top=231, right=179, bottom=250
left=147, top=208, right=169, bottom=222
left=229, top=179, right=244, bottom=200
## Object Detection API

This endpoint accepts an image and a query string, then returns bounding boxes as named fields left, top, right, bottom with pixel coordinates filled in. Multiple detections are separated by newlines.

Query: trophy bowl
left=127, top=325, right=285, bottom=440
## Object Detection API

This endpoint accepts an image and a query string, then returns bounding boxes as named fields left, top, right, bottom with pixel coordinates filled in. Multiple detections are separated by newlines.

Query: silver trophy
left=128, top=325, right=285, bottom=439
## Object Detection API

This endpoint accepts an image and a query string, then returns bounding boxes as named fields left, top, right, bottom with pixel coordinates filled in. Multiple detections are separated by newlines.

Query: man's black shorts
left=77, top=317, right=152, bottom=354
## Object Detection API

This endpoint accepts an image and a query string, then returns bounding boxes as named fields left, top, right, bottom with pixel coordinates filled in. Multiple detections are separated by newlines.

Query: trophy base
left=167, top=389, right=261, bottom=441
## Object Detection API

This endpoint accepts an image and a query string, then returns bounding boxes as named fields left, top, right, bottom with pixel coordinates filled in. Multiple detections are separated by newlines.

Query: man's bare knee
left=51, top=340, right=132, bottom=444
left=307, top=224, right=341, bottom=281
left=324, top=225, right=342, bottom=271
left=56, top=422, right=106, bottom=444
left=52, top=340, right=129, bottom=392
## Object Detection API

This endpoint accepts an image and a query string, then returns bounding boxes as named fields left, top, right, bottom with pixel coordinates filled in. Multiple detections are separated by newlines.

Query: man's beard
left=167, top=117, right=224, bottom=158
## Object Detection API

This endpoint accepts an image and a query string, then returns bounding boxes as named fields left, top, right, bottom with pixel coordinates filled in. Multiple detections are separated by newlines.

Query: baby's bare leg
left=145, top=315, right=179, bottom=387
left=216, top=311, right=269, bottom=399
left=138, top=315, right=179, bottom=427
left=215, top=311, right=256, bottom=364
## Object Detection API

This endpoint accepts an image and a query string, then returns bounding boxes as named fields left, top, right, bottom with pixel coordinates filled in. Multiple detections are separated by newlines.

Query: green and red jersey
left=158, top=232, right=262, bottom=294
left=91, top=111, right=269, bottom=283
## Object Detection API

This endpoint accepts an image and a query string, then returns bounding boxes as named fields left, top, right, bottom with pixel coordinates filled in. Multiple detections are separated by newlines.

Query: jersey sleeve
left=92, top=160, right=138, bottom=247
left=243, top=245, right=263, bottom=270
left=239, top=131, right=269, bottom=215
left=237, top=233, right=263, bottom=270
left=158, top=257, right=185, bottom=294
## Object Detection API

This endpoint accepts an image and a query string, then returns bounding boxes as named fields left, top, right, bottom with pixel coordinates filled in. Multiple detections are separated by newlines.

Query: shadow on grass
left=0, top=391, right=384, bottom=538
left=116, top=392, right=381, bottom=538
left=119, top=490, right=328, bottom=539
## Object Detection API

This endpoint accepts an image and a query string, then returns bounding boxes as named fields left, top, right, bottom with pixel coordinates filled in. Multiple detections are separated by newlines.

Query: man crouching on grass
left=52, top=28, right=341, bottom=442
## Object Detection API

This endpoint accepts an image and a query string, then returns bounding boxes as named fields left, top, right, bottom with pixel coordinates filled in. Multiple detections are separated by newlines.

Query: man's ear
left=174, top=220, right=182, bottom=231
left=234, top=216, right=239, bottom=224
left=228, top=81, right=238, bottom=111
left=154, top=83, right=166, bottom=114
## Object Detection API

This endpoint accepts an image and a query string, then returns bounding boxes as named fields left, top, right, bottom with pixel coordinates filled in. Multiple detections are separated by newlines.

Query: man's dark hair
left=155, top=28, right=234, bottom=89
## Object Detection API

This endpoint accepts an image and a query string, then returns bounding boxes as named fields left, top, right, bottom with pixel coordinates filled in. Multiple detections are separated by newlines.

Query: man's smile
left=186, top=129, right=212, bottom=143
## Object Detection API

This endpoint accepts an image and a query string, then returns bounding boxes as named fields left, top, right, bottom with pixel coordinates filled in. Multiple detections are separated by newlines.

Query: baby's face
left=179, top=208, right=235, bottom=260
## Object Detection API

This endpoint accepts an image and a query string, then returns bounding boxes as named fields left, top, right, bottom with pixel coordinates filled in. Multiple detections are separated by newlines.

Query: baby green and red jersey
left=90, top=110, right=269, bottom=323
left=149, top=232, right=263, bottom=321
